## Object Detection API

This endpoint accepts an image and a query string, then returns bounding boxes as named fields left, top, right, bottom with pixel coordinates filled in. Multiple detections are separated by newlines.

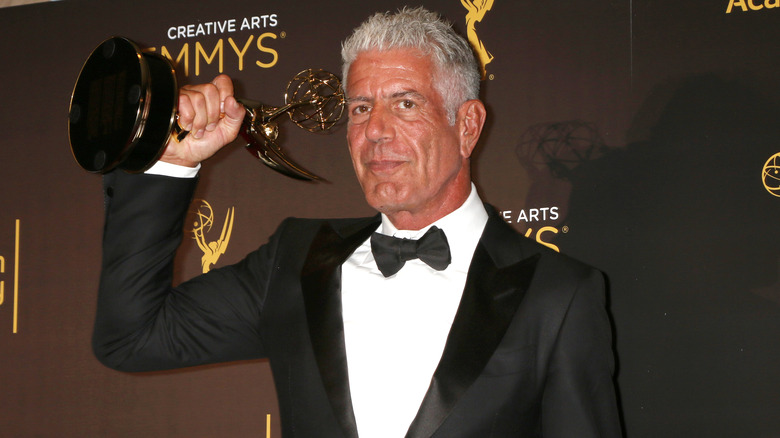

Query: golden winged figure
left=462, top=0, right=495, bottom=79
left=192, top=201, right=235, bottom=273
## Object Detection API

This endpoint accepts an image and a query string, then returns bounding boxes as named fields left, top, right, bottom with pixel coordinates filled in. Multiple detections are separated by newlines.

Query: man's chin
left=364, top=185, right=411, bottom=213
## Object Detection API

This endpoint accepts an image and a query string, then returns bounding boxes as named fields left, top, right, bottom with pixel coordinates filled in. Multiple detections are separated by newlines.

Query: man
left=94, top=7, right=622, bottom=437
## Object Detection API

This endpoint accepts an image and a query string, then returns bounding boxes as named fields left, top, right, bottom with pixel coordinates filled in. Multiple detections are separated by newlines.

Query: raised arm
left=92, top=76, right=270, bottom=372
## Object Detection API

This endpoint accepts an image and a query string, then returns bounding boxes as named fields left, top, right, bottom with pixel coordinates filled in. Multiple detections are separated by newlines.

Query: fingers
left=160, top=75, right=244, bottom=167
left=179, top=78, right=225, bottom=139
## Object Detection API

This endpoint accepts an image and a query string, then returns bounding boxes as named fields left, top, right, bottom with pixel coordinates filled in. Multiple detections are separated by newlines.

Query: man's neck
left=381, top=180, right=474, bottom=230
left=381, top=184, right=476, bottom=232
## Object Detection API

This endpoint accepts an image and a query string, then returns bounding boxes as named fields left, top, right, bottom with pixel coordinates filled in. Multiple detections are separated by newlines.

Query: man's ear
left=457, top=99, right=487, bottom=158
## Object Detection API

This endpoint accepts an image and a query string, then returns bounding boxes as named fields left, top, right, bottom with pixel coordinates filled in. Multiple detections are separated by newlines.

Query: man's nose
left=364, top=106, right=394, bottom=143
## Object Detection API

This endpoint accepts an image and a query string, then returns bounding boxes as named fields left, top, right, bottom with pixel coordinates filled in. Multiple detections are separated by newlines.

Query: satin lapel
left=406, top=213, right=541, bottom=438
left=300, top=216, right=380, bottom=438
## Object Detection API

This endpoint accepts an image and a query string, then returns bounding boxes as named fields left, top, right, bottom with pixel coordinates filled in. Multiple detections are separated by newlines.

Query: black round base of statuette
left=68, top=37, right=178, bottom=173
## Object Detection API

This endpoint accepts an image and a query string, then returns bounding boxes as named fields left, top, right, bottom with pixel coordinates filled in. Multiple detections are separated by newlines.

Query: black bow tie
left=370, top=225, right=451, bottom=277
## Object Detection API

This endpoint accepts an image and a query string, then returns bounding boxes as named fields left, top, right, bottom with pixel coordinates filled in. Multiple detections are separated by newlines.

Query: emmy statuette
left=68, top=37, right=344, bottom=181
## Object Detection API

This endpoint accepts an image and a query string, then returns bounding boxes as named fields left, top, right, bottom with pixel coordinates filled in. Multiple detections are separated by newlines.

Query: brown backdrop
left=1, top=0, right=779, bottom=436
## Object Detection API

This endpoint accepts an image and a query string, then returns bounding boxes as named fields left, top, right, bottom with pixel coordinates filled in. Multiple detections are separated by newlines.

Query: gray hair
left=341, top=6, right=481, bottom=124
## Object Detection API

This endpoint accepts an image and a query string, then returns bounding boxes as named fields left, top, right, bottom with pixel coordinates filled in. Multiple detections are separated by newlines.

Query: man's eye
left=399, top=100, right=415, bottom=109
left=351, top=105, right=370, bottom=115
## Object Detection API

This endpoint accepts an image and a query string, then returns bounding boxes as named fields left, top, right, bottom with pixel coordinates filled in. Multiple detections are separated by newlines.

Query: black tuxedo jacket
left=93, top=171, right=622, bottom=437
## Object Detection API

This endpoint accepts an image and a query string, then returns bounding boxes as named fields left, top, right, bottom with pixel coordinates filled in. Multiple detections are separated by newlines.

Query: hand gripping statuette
left=68, top=37, right=344, bottom=181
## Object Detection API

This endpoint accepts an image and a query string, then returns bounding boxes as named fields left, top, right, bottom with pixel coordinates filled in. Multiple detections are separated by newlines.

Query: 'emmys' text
left=147, top=32, right=281, bottom=77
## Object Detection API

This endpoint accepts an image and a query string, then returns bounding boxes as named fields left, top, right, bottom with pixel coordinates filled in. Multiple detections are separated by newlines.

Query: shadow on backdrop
left=555, top=74, right=780, bottom=438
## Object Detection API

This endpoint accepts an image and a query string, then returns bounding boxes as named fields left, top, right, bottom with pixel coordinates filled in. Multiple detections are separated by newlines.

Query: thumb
left=218, top=95, right=245, bottom=140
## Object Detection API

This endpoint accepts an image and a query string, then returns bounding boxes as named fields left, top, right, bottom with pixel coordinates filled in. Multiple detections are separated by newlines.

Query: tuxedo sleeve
left=541, top=268, right=623, bottom=437
left=92, top=170, right=276, bottom=372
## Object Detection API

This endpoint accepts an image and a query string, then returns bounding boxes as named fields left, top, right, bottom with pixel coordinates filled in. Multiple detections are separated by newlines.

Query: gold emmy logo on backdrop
left=1, top=220, right=21, bottom=333
left=462, top=0, right=494, bottom=79
left=0, top=255, right=5, bottom=307
left=762, top=152, right=780, bottom=197
left=192, top=200, right=235, bottom=273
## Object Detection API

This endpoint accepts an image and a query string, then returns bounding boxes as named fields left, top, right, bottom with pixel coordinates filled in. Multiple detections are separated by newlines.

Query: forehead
left=346, top=48, right=438, bottom=97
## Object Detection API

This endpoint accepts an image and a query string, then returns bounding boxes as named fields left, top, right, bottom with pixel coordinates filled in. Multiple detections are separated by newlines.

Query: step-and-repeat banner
left=1, top=0, right=779, bottom=436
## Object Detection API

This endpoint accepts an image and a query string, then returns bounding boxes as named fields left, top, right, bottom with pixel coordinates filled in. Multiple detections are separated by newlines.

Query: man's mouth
left=366, top=159, right=405, bottom=174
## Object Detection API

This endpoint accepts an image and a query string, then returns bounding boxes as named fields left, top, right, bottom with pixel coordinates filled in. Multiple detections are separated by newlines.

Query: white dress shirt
left=341, top=185, right=488, bottom=438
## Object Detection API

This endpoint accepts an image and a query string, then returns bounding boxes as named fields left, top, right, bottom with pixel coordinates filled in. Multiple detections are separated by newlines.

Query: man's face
left=346, top=48, right=473, bottom=228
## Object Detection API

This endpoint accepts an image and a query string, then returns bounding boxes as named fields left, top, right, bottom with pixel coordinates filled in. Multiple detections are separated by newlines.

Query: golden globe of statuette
left=68, top=36, right=345, bottom=181
left=762, top=152, right=780, bottom=197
